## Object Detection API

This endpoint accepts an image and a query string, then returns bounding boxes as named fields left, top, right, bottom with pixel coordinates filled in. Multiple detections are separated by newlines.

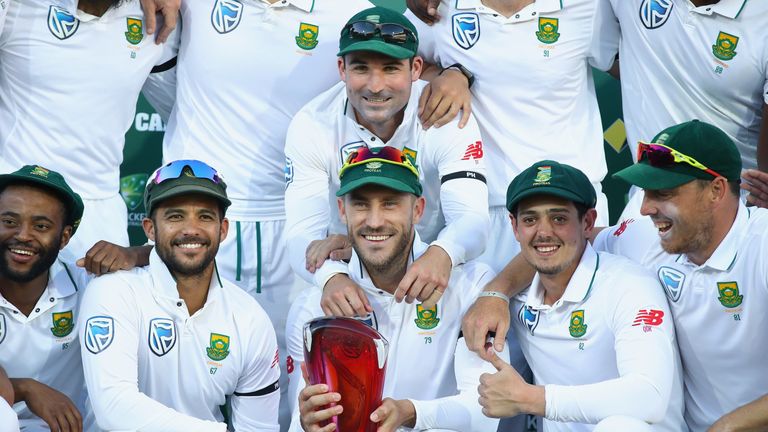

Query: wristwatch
left=440, top=62, right=475, bottom=88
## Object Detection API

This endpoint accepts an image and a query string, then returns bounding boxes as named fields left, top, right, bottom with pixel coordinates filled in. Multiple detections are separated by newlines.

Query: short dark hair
left=693, top=178, right=741, bottom=197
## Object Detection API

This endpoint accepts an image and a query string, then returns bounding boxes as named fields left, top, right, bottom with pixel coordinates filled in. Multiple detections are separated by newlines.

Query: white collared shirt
left=0, top=0, right=7, bottom=34
left=162, top=0, right=373, bottom=221
left=285, top=235, right=501, bottom=432
left=78, top=250, right=280, bottom=431
left=284, top=80, right=490, bottom=286
left=513, top=244, right=686, bottom=431
left=596, top=0, right=768, bottom=169
left=0, top=0, right=178, bottom=199
left=594, top=203, right=768, bottom=431
left=0, top=260, right=95, bottom=431
left=410, top=0, right=610, bottom=208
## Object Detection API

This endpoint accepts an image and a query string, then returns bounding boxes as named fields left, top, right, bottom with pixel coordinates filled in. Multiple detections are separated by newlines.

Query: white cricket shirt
left=513, top=244, right=686, bottom=431
left=78, top=250, right=280, bottom=432
left=284, top=80, right=489, bottom=285
left=0, top=260, right=94, bottom=431
left=598, top=0, right=768, bottom=169
left=411, top=0, right=610, bottom=208
left=162, top=0, right=373, bottom=221
left=594, top=203, right=768, bottom=431
left=285, top=235, right=501, bottom=432
left=0, top=399, right=19, bottom=432
left=0, top=0, right=7, bottom=34
left=0, top=0, right=177, bottom=199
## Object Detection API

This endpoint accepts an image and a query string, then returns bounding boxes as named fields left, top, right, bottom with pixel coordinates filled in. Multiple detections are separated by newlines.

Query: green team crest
left=533, top=165, right=552, bottom=185
left=717, top=282, right=743, bottom=308
left=30, top=166, right=50, bottom=178
left=536, top=17, right=560, bottom=44
left=712, top=31, right=738, bottom=61
left=568, top=310, right=587, bottom=338
left=50, top=311, right=75, bottom=338
left=206, top=333, right=231, bottom=361
left=402, top=147, right=418, bottom=167
left=414, top=304, right=440, bottom=330
left=120, top=173, right=149, bottom=211
left=295, top=22, right=319, bottom=50
left=125, top=17, right=144, bottom=45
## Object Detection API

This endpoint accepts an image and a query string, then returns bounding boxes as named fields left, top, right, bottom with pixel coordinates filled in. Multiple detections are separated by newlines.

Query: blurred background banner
left=120, top=0, right=631, bottom=245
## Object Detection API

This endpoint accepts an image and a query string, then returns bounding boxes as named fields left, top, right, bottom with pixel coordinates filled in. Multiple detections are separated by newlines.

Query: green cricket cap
left=337, top=158, right=422, bottom=197
left=506, top=160, right=596, bottom=213
left=0, top=165, right=84, bottom=233
left=144, top=163, right=231, bottom=216
left=613, top=120, right=742, bottom=190
left=338, top=7, right=419, bottom=60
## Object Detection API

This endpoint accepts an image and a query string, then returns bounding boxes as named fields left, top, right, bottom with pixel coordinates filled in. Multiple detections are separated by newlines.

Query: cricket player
left=477, top=160, right=685, bottom=431
left=286, top=149, right=500, bottom=432
left=79, top=160, right=280, bottom=431
left=0, top=164, right=150, bottom=432
left=285, top=7, right=489, bottom=319
left=0, top=0, right=178, bottom=263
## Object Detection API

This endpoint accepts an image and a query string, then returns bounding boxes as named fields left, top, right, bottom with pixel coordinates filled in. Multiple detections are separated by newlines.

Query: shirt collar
left=455, top=0, right=563, bottom=13
left=687, top=0, right=747, bottom=19
left=261, top=0, right=314, bottom=12
left=681, top=201, right=746, bottom=271
left=526, top=243, right=599, bottom=310
left=47, top=259, right=80, bottom=299
left=148, top=249, right=223, bottom=301
left=348, top=232, right=428, bottom=294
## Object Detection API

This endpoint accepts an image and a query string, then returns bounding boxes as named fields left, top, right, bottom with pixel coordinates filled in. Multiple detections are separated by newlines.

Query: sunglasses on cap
left=148, top=159, right=224, bottom=188
left=344, top=21, right=417, bottom=45
left=339, top=146, right=419, bottom=178
left=637, top=142, right=724, bottom=179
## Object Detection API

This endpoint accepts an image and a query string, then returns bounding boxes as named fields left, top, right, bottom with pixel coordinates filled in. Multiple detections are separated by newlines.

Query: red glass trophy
left=304, top=316, right=389, bottom=432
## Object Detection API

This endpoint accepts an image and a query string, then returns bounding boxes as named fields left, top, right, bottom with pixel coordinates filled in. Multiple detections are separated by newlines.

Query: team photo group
left=0, top=0, right=767, bottom=431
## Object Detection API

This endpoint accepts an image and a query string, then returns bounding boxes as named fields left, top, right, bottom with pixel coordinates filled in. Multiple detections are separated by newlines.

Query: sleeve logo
left=612, top=218, right=635, bottom=236
left=632, top=309, right=664, bottom=332
left=84, top=316, right=115, bottom=354
left=461, top=141, right=484, bottom=160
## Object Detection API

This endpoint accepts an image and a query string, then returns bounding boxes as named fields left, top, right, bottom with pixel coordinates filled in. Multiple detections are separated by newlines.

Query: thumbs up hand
left=478, top=348, right=545, bottom=418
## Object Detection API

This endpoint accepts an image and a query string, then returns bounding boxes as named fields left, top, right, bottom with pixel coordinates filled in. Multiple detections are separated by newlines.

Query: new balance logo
left=461, top=141, right=484, bottom=160
left=632, top=309, right=664, bottom=327
left=613, top=218, right=635, bottom=236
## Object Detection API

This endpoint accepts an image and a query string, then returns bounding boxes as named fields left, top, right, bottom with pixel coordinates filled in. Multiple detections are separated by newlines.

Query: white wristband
left=477, top=291, right=510, bottom=303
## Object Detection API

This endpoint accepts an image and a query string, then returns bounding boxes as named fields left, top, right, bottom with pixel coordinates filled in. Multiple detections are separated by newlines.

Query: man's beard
left=354, top=227, right=413, bottom=277
left=156, top=235, right=218, bottom=277
left=0, top=237, right=61, bottom=283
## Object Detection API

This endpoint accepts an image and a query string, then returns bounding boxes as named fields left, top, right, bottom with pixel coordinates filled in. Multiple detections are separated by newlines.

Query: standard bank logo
left=518, top=305, right=539, bottom=336
left=658, top=267, right=685, bottom=302
left=452, top=13, right=480, bottom=50
left=48, top=5, right=80, bottom=40
left=148, top=318, right=177, bottom=357
left=85, top=316, right=114, bottom=354
left=639, top=0, right=673, bottom=30
left=211, top=0, right=243, bottom=34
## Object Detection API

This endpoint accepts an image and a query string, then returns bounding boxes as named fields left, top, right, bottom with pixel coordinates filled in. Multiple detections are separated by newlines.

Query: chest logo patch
left=0, top=314, right=5, bottom=344
left=452, top=12, right=480, bottom=50
left=712, top=31, right=739, bottom=61
left=207, top=333, right=231, bottom=361
left=295, top=22, right=319, bottom=50
left=717, top=281, right=743, bottom=308
left=658, top=266, right=685, bottom=302
left=414, top=304, right=440, bottom=330
left=51, top=311, right=75, bottom=338
left=148, top=318, right=177, bottom=357
left=536, top=17, right=560, bottom=44
left=518, top=305, right=540, bottom=336
left=125, top=17, right=144, bottom=45
left=639, top=0, right=673, bottom=30
left=47, top=6, right=80, bottom=40
left=568, top=310, right=587, bottom=338
left=211, top=0, right=243, bottom=34
left=533, top=165, right=552, bottom=185
left=84, top=316, right=114, bottom=354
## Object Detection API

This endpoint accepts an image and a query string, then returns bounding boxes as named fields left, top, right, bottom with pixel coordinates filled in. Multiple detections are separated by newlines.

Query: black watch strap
left=440, top=62, right=475, bottom=88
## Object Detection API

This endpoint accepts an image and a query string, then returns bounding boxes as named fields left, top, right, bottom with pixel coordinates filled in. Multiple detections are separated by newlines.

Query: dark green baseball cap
left=337, top=158, right=422, bottom=197
left=338, top=7, right=419, bottom=60
left=0, top=165, right=84, bottom=233
left=144, top=160, right=231, bottom=216
left=613, top=120, right=742, bottom=190
left=506, top=160, right=596, bottom=213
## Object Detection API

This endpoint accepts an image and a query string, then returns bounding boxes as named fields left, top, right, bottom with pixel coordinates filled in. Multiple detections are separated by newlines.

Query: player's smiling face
left=144, top=194, right=228, bottom=277
left=339, top=185, right=424, bottom=277
left=0, top=185, right=71, bottom=283
left=640, top=180, right=714, bottom=256
left=512, top=195, right=594, bottom=277
left=339, top=51, right=423, bottom=138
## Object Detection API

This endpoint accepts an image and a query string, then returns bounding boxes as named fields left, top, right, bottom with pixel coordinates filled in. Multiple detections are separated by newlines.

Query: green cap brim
left=507, top=187, right=589, bottom=213
left=147, top=183, right=231, bottom=214
left=336, top=177, right=418, bottom=197
left=337, top=40, right=414, bottom=60
left=613, top=163, right=696, bottom=190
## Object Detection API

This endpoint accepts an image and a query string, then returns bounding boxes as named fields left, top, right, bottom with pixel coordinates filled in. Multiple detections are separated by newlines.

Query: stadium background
left=121, top=0, right=632, bottom=245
